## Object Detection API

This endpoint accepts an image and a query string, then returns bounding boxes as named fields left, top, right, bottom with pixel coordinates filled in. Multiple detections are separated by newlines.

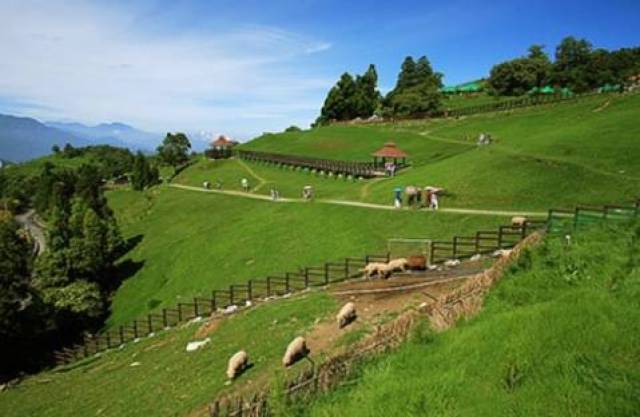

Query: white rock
left=470, top=254, right=482, bottom=261
left=245, top=300, right=253, bottom=307
left=186, top=338, right=211, bottom=352
left=133, top=338, right=141, bottom=343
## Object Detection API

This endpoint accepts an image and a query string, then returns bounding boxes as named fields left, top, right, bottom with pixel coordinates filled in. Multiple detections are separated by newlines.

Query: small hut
left=372, top=142, right=408, bottom=170
left=206, top=135, right=238, bottom=159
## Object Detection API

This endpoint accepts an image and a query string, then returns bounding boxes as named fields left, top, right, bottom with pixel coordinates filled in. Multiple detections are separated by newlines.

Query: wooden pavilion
left=371, top=142, right=408, bottom=168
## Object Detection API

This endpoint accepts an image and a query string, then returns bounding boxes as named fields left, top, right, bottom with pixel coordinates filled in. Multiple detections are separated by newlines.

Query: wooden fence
left=236, top=150, right=378, bottom=178
left=53, top=198, right=640, bottom=365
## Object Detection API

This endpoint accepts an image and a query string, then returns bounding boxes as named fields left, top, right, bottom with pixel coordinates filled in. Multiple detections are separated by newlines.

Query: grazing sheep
left=282, top=336, right=310, bottom=367
left=511, top=216, right=527, bottom=227
left=492, top=249, right=512, bottom=258
left=387, top=258, right=409, bottom=273
left=226, top=350, right=248, bottom=379
left=336, top=302, right=357, bottom=328
left=406, top=255, right=427, bottom=270
left=444, top=259, right=461, bottom=267
left=362, top=262, right=387, bottom=279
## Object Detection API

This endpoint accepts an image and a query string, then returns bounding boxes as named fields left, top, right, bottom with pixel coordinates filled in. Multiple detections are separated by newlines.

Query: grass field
left=0, top=292, right=337, bottom=417
left=106, top=186, right=504, bottom=327
left=291, top=222, right=640, bottom=417
left=231, top=93, right=640, bottom=210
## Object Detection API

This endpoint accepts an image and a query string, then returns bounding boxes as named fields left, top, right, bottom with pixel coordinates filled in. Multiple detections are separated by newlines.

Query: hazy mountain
left=0, top=114, right=91, bottom=162
left=46, top=121, right=161, bottom=151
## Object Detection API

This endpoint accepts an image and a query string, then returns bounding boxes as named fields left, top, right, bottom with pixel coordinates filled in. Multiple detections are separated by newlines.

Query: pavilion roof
left=372, top=142, right=408, bottom=158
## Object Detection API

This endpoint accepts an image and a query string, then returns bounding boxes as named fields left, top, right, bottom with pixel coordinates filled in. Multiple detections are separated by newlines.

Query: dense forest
left=0, top=136, right=187, bottom=381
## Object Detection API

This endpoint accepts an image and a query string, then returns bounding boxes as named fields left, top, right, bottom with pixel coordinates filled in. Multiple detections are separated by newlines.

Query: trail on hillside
left=234, top=158, right=268, bottom=191
left=168, top=183, right=547, bottom=217
left=417, top=132, right=640, bottom=182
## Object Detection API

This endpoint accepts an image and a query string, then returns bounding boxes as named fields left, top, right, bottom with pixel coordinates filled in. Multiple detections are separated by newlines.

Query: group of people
left=384, top=162, right=397, bottom=177
left=393, top=186, right=441, bottom=210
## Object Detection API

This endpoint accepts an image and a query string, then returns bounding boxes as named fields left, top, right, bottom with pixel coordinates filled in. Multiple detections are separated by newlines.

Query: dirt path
left=168, top=184, right=547, bottom=218
left=15, top=209, right=46, bottom=255
left=234, top=158, right=268, bottom=192
left=418, top=132, right=640, bottom=182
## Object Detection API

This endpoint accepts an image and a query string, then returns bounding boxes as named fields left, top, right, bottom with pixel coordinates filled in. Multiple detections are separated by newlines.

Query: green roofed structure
left=440, top=80, right=484, bottom=94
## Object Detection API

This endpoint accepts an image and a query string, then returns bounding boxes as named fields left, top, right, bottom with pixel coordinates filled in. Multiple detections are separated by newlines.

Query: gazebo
left=372, top=142, right=408, bottom=169
left=206, top=135, right=238, bottom=159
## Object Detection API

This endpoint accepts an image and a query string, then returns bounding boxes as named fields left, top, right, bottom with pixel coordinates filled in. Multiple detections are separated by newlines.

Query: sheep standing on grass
left=336, top=302, right=357, bottom=328
left=226, top=350, right=248, bottom=379
left=282, top=336, right=310, bottom=367
left=511, top=216, right=527, bottom=227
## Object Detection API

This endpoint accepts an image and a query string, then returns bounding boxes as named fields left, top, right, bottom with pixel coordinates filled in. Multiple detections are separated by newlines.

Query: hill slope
left=234, top=93, right=640, bottom=210
left=295, top=222, right=640, bottom=417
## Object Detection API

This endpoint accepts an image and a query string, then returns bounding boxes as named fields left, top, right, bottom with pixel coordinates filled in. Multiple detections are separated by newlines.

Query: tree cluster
left=315, top=56, right=444, bottom=125
left=157, top=132, right=192, bottom=173
left=488, top=37, right=640, bottom=95
left=382, top=56, right=443, bottom=117
left=0, top=162, right=124, bottom=380
left=315, top=65, right=381, bottom=125
left=130, top=152, right=159, bottom=191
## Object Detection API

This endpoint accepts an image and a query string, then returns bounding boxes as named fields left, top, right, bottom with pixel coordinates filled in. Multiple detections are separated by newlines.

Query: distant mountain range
left=45, top=121, right=161, bottom=152
left=0, top=113, right=162, bottom=162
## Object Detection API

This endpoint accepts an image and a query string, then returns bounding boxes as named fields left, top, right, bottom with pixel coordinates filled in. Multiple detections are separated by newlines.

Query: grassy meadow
left=106, top=186, right=504, bottom=327
left=291, top=222, right=640, bottom=417
left=231, top=93, right=640, bottom=210
left=0, top=292, right=337, bottom=417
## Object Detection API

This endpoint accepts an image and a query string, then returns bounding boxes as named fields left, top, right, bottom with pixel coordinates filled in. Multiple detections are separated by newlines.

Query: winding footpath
left=168, top=183, right=547, bottom=217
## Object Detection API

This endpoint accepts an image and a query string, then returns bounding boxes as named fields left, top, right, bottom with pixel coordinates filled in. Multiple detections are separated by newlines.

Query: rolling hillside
left=173, top=93, right=640, bottom=210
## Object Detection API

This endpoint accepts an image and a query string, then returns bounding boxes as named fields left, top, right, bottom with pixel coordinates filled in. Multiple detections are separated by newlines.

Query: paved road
left=168, top=183, right=547, bottom=218
left=15, top=209, right=46, bottom=255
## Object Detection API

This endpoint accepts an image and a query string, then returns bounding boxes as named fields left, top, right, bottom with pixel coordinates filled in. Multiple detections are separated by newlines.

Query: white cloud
left=0, top=0, right=333, bottom=137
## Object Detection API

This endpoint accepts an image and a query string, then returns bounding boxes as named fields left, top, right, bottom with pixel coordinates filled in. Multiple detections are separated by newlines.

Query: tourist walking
left=393, top=187, right=403, bottom=209
left=241, top=178, right=249, bottom=192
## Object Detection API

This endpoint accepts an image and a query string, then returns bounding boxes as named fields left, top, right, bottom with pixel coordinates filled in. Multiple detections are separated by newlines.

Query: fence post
left=266, top=278, right=271, bottom=297
left=177, top=304, right=183, bottom=322
left=452, top=237, right=458, bottom=259
left=521, top=222, right=528, bottom=240
left=106, top=331, right=112, bottom=349
left=119, top=325, right=125, bottom=344
left=194, top=298, right=200, bottom=317
left=162, top=309, right=168, bottom=327
left=147, top=314, right=153, bottom=333
left=285, top=274, right=291, bottom=293
left=304, top=268, right=310, bottom=287
left=497, top=228, right=503, bottom=249
left=211, top=291, right=217, bottom=311
left=247, top=280, right=253, bottom=301
left=324, top=263, right=329, bottom=284
left=133, top=320, right=139, bottom=338
left=344, top=258, right=349, bottom=279
left=229, top=286, right=235, bottom=306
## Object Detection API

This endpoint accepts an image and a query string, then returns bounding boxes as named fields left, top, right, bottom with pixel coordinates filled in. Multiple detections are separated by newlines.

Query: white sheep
left=361, top=262, right=387, bottom=279
left=282, top=336, right=310, bottom=367
left=444, top=259, right=461, bottom=267
left=336, top=302, right=357, bottom=328
left=511, top=216, right=527, bottom=227
left=226, top=350, right=248, bottom=379
left=386, top=258, right=409, bottom=273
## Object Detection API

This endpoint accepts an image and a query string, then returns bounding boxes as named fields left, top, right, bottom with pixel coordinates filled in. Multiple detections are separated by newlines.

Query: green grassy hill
left=293, top=222, right=640, bottom=417
left=224, top=93, right=640, bottom=210
left=0, top=292, right=336, bottom=417
left=106, top=186, right=502, bottom=327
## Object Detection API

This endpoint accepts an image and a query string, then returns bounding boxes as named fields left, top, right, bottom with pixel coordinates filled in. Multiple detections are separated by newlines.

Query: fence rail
left=236, top=150, right=379, bottom=178
left=53, top=199, right=639, bottom=366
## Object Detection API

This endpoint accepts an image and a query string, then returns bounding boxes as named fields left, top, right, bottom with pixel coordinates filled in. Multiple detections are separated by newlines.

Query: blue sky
left=0, top=0, right=638, bottom=143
